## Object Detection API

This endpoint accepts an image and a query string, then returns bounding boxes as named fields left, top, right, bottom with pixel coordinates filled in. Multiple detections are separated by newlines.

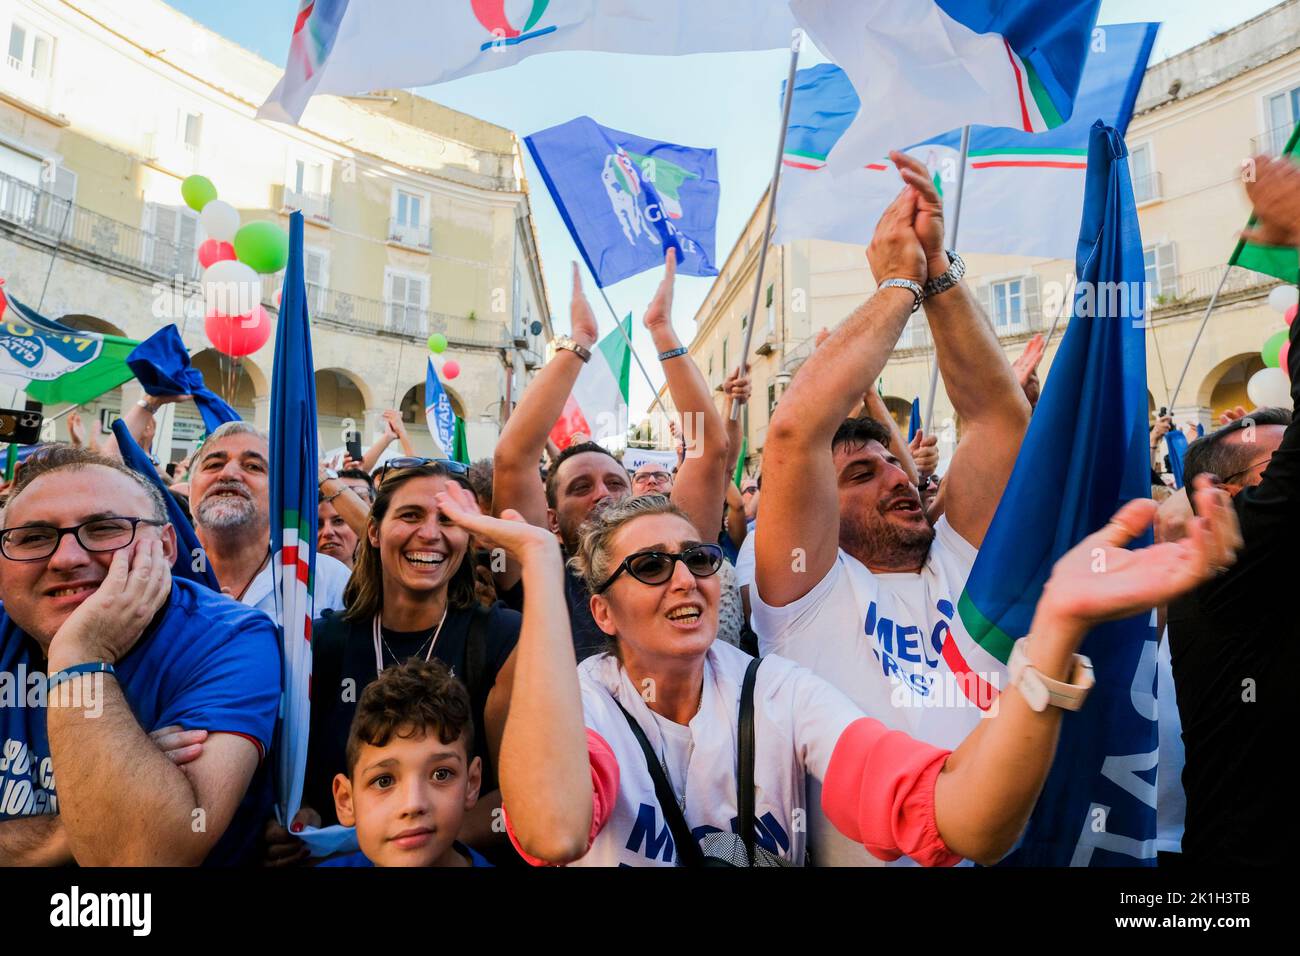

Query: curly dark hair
left=831, top=416, right=893, bottom=455
left=344, top=657, right=475, bottom=776
left=544, top=441, right=621, bottom=508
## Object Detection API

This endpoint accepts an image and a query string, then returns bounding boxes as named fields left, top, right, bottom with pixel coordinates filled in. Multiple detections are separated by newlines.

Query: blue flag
left=424, top=357, right=455, bottom=458
left=127, top=324, right=240, bottom=434
left=956, top=123, right=1156, bottom=866
left=269, top=211, right=319, bottom=823
left=111, top=419, right=219, bottom=591
left=525, top=116, right=720, bottom=287
left=1165, top=430, right=1188, bottom=489
left=908, top=397, right=922, bottom=444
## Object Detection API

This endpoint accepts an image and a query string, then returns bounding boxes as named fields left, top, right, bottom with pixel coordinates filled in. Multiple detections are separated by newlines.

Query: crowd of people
left=0, top=149, right=1292, bottom=868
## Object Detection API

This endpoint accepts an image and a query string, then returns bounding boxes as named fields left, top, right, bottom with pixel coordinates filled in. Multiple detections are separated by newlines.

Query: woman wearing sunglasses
left=434, top=478, right=1240, bottom=867
left=267, top=462, right=519, bottom=864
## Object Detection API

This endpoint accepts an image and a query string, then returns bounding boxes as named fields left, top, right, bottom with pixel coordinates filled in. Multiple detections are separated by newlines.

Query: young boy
left=321, top=658, right=491, bottom=867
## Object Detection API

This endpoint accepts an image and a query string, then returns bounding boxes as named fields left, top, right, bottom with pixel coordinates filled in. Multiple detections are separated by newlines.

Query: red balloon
left=1287, top=304, right=1297, bottom=327
left=205, top=305, right=271, bottom=357
left=1280, top=339, right=1292, bottom=374
left=442, top=359, right=460, bottom=380
left=198, top=239, right=237, bottom=269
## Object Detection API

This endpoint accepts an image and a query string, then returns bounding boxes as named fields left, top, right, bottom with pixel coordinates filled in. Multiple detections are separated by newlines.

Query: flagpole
left=1167, top=265, right=1234, bottom=413
left=730, top=28, right=803, bottom=422
left=593, top=283, right=673, bottom=423
left=923, top=123, right=971, bottom=434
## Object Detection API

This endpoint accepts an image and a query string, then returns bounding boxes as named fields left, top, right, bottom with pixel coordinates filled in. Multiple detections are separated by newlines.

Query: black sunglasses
left=594, top=543, right=724, bottom=594
left=376, top=456, right=470, bottom=484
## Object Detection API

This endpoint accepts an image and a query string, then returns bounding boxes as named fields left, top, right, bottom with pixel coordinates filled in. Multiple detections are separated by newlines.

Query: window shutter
left=765, top=284, right=774, bottom=307
left=975, top=281, right=992, bottom=321
left=1157, top=244, right=1177, bottom=297
left=1022, top=275, right=1040, bottom=330
left=149, top=203, right=177, bottom=273
left=178, top=210, right=198, bottom=274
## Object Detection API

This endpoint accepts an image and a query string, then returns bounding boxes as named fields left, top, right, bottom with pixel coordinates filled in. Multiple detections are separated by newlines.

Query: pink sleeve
left=505, top=728, right=620, bottom=867
left=820, top=717, right=961, bottom=867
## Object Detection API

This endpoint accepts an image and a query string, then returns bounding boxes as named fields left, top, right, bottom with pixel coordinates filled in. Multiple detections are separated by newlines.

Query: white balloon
left=1268, top=285, right=1299, bottom=314
left=1246, top=366, right=1293, bottom=409
left=200, top=199, right=240, bottom=242
left=203, top=260, right=260, bottom=317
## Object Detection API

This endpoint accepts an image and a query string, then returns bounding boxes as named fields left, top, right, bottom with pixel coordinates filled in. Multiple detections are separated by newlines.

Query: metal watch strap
left=553, top=336, right=591, bottom=363
left=922, top=250, right=966, bottom=299
left=658, top=346, right=689, bottom=361
left=1009, top=637, right=1095, bottom=712
left=879, top=278, right=924, bottom=313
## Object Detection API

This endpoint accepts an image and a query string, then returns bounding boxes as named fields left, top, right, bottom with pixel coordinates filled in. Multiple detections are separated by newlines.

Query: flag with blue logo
left=790, top=0, right=1102, bottom=176
left=950, top=123, right=1157, bottom=866
left=526, top=116, right=720, bottom=287
left=774, top=21, right=1158, bottom=260
left=269, top=211, right=319, bottom=823
left=425, top=356, right=456, bottom=458
left=111, top=419, right=220, bottom=591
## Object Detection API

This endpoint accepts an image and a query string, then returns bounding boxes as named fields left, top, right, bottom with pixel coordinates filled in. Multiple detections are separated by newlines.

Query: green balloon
left=181, top=175, right=217, bottom=212
left=428, top=333, right=448, bottom=354
left=1263, top=329, right=1289, bottom=368
left=233, top=221, right=290, bottom=275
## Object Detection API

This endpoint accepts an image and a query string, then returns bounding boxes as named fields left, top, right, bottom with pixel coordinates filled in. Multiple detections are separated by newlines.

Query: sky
left=165, top=0, right=1284, bottom=418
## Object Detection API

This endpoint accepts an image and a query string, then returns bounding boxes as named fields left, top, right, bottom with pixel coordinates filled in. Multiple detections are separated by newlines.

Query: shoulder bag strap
left=614, top=701, right=705, bottom=867
left=737, top=656, right=762, bottom=865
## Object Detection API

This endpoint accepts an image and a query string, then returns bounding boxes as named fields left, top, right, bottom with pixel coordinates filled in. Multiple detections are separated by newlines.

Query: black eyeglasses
left=594, top=543, right=724, bottom=594
left=376, top=457, right=470, bottom=484
left=632, top=471, right=672, bottom=485
left=1221, top=456, right=1273, bottom=484
left=0, top=516, right=167, bottom=562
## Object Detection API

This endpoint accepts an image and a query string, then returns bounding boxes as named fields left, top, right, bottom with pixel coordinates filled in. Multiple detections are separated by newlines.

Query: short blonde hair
left=569, top=493, right=691, bottom=593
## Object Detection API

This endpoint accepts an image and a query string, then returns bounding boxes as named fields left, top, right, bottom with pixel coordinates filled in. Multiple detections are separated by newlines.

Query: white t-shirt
left=751, top=516, right=983, bottom=867
left=649, top=710, right=693, bottom=808
left=243, top=552, right=352, bottom=621
left=733, top=530, right=756, bottom=590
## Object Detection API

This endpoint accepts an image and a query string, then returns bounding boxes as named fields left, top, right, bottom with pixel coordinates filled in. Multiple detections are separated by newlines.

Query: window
left=179, top=111, right=202, bottom=152
left=390, top=187, right=431, bottom=249
left=1129, top=142, right=1159, bottom=204
left=7, top=21, right=52, bottom=79
left=294, top=159, right=325, bottom=196
left=768, top=382, right=777, bottom=416
left=1265, top=85, right=1300, bottom=155
left=386, top=270, right=428, bottom=335
left=722, top=336, right=729, bottom=376
left=741, top=312, right=748, bottom=330
left=1144, top=243, right=1177, bottom=300
left=145, top=203, right=199, bottom=279
left=980, top=276, right=1040, bottom=334
left=304, top=248, right=330, bottom=315
left=766, top=284, right=775, bottom=333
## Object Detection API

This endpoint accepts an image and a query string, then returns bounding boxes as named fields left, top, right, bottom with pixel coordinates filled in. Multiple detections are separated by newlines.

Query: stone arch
left=1197, top=352, right=1265, bottom=420
left=882, top=395, right=913, bottom=433
left=315, top=366, right=374, bottom=413
left=398, top=381, right=466, bottom=423
left=58, top=314, right=128, bottom=338
left=190, top=349, right=263, bottom=416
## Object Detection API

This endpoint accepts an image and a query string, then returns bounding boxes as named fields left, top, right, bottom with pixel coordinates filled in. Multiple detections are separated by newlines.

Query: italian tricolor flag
left=549, top=315, right=631, bottom=451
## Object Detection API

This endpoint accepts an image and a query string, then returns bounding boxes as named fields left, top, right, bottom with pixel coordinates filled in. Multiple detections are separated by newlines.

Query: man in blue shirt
left=0, top=445, right=279, bottom=865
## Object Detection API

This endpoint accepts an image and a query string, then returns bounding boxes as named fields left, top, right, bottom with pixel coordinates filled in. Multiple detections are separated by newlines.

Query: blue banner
left=525, top=116, right=720, bottom=287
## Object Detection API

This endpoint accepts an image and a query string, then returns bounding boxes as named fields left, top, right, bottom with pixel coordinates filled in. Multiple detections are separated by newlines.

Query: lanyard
left=371, top=605, right=448, bottom=677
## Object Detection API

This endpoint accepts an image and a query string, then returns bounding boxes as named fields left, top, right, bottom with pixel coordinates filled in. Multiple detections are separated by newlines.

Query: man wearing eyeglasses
left=631, top=463, right=674, bottom=496
left=0, top=446, right=279, bottom=865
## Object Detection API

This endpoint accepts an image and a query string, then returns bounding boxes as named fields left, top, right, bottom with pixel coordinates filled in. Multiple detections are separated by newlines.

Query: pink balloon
left=1280, top=339, right=1292, bottom=374
left=1287, top=304, right=1297, bottom=327
left=205, top=304, right=271, bottom=357
left=442, top=359, right=460, bottom=380
left=198, top=239, right=237, bottom=269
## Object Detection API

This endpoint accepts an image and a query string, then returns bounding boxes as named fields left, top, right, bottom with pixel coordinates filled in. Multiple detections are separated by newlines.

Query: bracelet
left=658, top=347, right=689, bottom=361
left=136, top=397, right=160, bottom=414
left=48, top=661, right=116, bottom=692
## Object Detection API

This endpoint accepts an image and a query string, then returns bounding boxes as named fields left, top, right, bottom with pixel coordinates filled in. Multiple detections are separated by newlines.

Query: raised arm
left=491, top=263, right=600, bottom=587
left=757, top=188, right=925, bottom=607
left=648, top=250, right=727, bottom=539
left=436, top=485, right=592, bottom=864
left=932, top=480, right=1240, bottom=862
left=894, top=152, right=1031, bottom=547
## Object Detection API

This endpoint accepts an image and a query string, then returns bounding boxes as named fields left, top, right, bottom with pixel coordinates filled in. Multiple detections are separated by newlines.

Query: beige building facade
left=661, top=1, right=1299, bottom=477
left=0, top=0, right=551, bottom=463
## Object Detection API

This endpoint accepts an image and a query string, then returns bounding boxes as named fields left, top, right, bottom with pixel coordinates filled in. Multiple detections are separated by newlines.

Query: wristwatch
left=879, top=278, right=924, bottom=313
left=922, top=250, right=966, bottom=299
left=553, top=336, right=592, bottom=363
left=1008, top=637, right=1094, bottom=712
left=136, top=397, right=162, bottom=414
left=320, top=467, right=339, bottom=486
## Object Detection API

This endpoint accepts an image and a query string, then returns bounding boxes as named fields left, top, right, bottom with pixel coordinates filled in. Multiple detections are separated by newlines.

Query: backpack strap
left=736, top=656, right=762, bottom=865
left=614, top=701, right=705, bottom=867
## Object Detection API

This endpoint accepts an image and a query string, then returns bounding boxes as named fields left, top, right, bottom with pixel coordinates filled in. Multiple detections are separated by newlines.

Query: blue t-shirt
left=0, top=577, right=280, bottom=866
left=317, top=842, right=493, bottom=868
